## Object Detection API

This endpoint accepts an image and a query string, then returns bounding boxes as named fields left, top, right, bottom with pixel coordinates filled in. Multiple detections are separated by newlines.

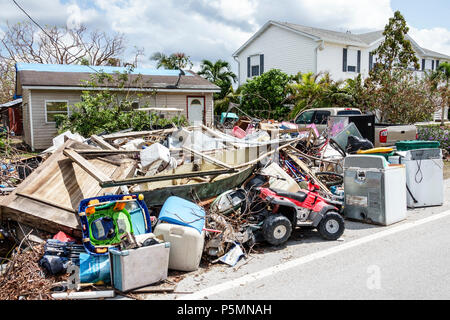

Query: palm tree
left=150, top=52, right=193, bottom=70
left=150, top=52, right=170, bottom=69
left=198, top=59, right=237, bottom=99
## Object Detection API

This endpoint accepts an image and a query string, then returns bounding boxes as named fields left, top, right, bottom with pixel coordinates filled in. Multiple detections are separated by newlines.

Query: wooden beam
left=90, top=135, right=118, bottom=150
left=181, top=146, right=233, bottom=169
left=284, top=148, right=332, bottom=196
left=73, top=149, right=141, bottom=156
left=63, top=148, right=112, bottom=184
left=16, top=192, right=77, bottom=213
left=101, top=128, right=179, bottom=140
left=99, top=168, right=237, bottom=188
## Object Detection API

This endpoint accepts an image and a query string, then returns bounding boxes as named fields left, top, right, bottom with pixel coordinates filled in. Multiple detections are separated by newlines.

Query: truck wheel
left=318, top=211, right=345, bottom=240
left=262, top=214, right=292, bottom=246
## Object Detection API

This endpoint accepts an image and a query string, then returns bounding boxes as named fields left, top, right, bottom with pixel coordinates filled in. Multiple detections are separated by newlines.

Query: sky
left=0, top=0, right=449, bottom=73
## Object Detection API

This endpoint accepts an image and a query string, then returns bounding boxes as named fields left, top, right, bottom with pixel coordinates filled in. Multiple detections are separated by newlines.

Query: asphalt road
left=146, top=179, right=450, bottom=300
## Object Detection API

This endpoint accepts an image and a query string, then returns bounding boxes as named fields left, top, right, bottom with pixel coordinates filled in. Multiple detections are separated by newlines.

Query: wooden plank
left=63, top=149, right=112, bottom=183
left=285, top=147, right=332, bottom=196
left=90, top=135, right=118, bottom=150
left=101, top=128, right=178, bottom=140
left=181, top=146, right=233, bottom=169
left=0, top=139, right=136, bottom=236
left=74, top=149, right=141, bottom=156
left=16, top=192, right=77, bottom=213
left=100, top=168, right=237, bottom=188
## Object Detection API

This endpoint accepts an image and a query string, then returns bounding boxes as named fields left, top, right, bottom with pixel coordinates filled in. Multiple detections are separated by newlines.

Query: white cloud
left=297, top=0, right=393, bottom=31
left=1, top=0, right=449, bottom=71
left=409, top=26, right=450, bottom=56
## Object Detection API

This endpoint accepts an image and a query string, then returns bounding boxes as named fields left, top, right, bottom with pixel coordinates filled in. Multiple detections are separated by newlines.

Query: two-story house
left=232, top=20, right=450, bottom=120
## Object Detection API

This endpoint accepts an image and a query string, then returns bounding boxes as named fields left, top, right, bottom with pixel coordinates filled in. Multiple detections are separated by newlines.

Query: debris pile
left=0, top=111, right=445, bottom=299
left=0, top=243, right=67, bottom=300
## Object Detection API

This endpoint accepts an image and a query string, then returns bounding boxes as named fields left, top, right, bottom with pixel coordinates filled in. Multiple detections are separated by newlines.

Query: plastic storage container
left=153, top=223, right=205, bottom=272
left=395, top=140, right=440, bottom=151
left=109, top=242, right=170, bottom=292
left=158, top=196, right=205, bottom=234
left=389, top=148, right=443, bottom=208
left=343, top=155, right=407, bottom=226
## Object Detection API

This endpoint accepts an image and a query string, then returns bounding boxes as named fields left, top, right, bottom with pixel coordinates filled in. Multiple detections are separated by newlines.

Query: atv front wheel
left=262, top=214, right=292, bottom=246
left=317, top=211, right=345, bottom=240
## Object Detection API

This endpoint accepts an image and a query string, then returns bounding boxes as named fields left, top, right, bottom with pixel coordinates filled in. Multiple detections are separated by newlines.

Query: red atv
left=256, top=180, right=345, bottom=245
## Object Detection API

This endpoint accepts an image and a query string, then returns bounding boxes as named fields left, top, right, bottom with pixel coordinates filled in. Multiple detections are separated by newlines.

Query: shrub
left=417, top=125, right=450, bottom=152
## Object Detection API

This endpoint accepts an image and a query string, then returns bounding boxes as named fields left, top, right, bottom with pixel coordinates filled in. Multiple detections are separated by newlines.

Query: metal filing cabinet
left=343, top=155, right=407, bottom=226
left=389, top=148, right=443, bottom=208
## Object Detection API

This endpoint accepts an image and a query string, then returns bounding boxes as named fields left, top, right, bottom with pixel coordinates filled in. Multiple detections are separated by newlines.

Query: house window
left=45, top=101, right=68, bottom=123
left=344, top=48, right=359, bottom=73
left=247, top=54, right=264, bottom=78
left=251, top=65, right=260, bottom=77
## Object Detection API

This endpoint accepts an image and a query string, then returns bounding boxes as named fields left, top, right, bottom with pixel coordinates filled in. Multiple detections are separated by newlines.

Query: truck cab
left=293, top=108, right=362, bottom=133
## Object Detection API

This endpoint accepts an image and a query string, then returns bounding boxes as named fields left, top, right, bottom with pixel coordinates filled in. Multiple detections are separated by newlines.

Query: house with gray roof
left=232, top=20, right=450, bottom=85
left=14, top=63, right=220, bottom=150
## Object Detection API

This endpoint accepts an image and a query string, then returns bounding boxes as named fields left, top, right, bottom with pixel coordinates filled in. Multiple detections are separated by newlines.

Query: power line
left=10, top=0, right=101, bottom=74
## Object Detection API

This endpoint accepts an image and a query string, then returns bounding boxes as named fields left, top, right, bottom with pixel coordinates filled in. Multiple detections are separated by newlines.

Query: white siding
left=26, top=89, right=214, bottom=150
left=236, top=25, right=318, bottom=86
left=317, top=43, right=368, bottom=81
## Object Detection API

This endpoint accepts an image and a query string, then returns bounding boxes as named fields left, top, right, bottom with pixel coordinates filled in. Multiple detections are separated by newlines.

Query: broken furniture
left=0, top=139, right=136, bottom=237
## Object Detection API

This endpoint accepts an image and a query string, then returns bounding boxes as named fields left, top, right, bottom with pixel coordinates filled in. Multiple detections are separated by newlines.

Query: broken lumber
left=99, top=168, right=237, bottom=188
left=63, top=149, right=111, bottom=183
left=284, top=147, right=332, bottom=196
left=90, top=135, right=117, bottom=150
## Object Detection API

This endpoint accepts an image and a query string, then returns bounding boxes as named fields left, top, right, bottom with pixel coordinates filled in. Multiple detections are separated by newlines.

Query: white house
left=232, top=20, right=450, bottom=120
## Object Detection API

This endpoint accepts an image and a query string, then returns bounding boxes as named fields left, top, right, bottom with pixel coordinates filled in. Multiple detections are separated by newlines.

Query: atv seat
left=269, top=189, right=308, bottom=203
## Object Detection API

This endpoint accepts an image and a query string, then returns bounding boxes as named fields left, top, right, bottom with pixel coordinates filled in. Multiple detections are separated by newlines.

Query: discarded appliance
left=78, top=194, right=152, bottom=255
left=343, top=155, right=407, bottom=225
left=109, top=241, right=170, bottom=292
left=389, top=148, right=443, bottom=208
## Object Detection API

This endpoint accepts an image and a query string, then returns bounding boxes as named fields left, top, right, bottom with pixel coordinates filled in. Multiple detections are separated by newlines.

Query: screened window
left=190, top=99, right=201, bottom=105
left=46, top=101, right=68, bottom=123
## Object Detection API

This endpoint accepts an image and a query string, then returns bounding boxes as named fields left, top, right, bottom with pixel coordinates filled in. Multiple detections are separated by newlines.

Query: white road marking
left=179, top=209, right=450, bottom=300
